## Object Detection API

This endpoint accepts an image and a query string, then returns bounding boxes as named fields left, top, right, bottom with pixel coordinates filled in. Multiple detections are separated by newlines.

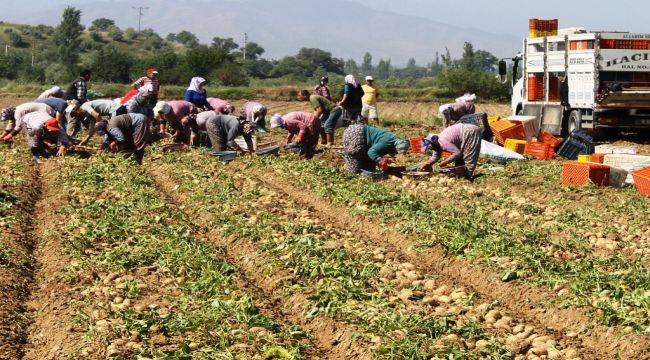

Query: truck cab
left=500, top=29, right=650, bottom=136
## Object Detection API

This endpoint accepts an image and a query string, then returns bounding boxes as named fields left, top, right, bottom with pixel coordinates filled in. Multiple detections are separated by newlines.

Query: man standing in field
left=361, top=76, right=380, bottom=124
left=65, top=69, right=92, bottom=104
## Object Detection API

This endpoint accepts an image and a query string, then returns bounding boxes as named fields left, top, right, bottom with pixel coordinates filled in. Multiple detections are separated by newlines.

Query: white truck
left=499, top=30, right=650, bottom=136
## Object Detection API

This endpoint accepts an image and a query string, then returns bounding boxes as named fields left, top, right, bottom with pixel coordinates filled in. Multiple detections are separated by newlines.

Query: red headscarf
left=147, top=67, right=158, bottom=76
left=45, top=118, right=59, bottom=132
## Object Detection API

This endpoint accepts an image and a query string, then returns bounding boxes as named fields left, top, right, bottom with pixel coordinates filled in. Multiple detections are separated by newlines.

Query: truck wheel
left=563, top=110, right=582, bottom=136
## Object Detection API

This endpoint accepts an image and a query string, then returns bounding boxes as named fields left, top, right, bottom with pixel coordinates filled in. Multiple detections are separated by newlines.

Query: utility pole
left=243, top=33, right=248, bottom=61
left=132, top=6, right=149, bottom=32
left=4, top=45, right=9, bottom=56
left=31, top=41, right=35, bottom=67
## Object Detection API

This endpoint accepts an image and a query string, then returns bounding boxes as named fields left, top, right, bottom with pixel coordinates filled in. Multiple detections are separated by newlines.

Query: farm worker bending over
left=439, top=93, right=476, bottom=128
left=1, top=102, right=57, bottom=141
left=207, top=98, right=235, bottom=114
left=0, top=107, right=17, bottom=140
left=270, top=112, right=321, bottom=158
left=240, top=101, right=268, bottom=131
left=153, top=100, right=197, bottom=143
left=314, top=76, right=332, bottom=101
left=9, top=111, right=70, bottom=160
left=418, top=123, right=482, bottom=179
left=361, top=76, right=380, bottom=124
left=184, top=77, right=213, bottom=111
left=298, top=90, right=342, bottom=146
left=34, top=97, right=78, bottom=130
left=97, top=113, right=150, bottom=164
left=338, top=74, right=365, bottom=124
left=64, top=69, right=92, bottom=104
left=37, top=85, right=64, bottom=100
left=198, top=112, right=255, bottom=154
left=124, top=84, right=155, bottom=116
left=72, top=99, right=125, bottom=145
left=133, top=67, right=160, bottom=101
left=342, top=124, right=410, bottom=175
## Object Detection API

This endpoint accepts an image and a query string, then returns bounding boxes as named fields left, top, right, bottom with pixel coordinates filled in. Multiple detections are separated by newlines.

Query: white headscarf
left=345, top=74, right=359, bottom=88
left=270, top=114, right=284, bottom=128
left=187, top=77, right=206, bottom=92
left=456, top=93, right=477, bottom=103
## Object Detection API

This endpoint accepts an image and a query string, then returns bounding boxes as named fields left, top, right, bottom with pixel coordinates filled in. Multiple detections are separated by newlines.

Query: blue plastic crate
left=557, top=139, right=589, bottom=160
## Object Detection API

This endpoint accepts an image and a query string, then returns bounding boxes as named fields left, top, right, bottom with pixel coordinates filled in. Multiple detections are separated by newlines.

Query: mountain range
left=0, top=0, right=521, bottom=65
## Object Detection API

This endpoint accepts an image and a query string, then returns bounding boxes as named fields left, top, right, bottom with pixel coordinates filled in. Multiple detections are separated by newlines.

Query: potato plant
left=257, top=156, right=649, bottom=333
left=53, top=155, right=310, bottom=359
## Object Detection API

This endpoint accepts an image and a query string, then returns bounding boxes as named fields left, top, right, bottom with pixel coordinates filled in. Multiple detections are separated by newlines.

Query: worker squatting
left=0, top=69, right=485, bottom=179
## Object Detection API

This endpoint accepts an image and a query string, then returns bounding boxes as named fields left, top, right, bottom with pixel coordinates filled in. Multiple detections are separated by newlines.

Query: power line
left=132, top=6, right=149, bottom=32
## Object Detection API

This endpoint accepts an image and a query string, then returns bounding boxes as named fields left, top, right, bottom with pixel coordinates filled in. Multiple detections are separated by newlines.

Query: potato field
left=0, top=97, right=648, bottom=360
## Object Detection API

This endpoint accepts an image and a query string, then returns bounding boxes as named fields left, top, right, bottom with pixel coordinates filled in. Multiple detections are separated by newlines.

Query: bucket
left=360, top=169, right=387, bottom=181
left=256, top=145, right=280, bottom=156
left=212, top=151, right=237, bottom=162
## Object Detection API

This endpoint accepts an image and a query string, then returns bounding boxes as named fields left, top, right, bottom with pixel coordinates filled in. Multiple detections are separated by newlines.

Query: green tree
left=9, top=32, right=28, bottom=47
left=344, top=59, right=359, bottom=75
left=124, top=28, right=138, bottom=41
left=107, top=26, right=123, bottom=41
left=165, top=33, right=177, bottom=42
left=212, top=37, right=238, bottom=52
left=88, top=44, right=134, bottom=82
left=213, top=61, right=249, bottom=86
left=375, top=58, right=392, bottom=79
left=175, top=31, right=199, bottom=47
left=295, top=48, right=343, bottom=75
left=89, top=18, right=115, bottom=31
left=54, top=7, right=84, bottom=73
left=183, top=45, right=230, bottom=77
left=243, top=41, right=265, bottom=60
left=361, top=52, right=373, bottom=73
left=0, top=53, right=24, bottom=79
left=459, top=42, right=476, bottom=70
left=89, top=31, right=103, bottom=42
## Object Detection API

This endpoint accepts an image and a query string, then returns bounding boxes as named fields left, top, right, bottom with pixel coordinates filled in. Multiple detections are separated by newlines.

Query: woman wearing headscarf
left=37, top=86, right=64, bottom=100
left=1, top=102, right=57, bottom=141
left=342, top=124, right=410, bottom=175
left=1, top=107, right=17, bottom=140
left=314, top=76, right=332, bottom=101
left=439, top=93, right=476, bottom=128
left=297, top=90, right=342, bottom=146
left=270, top=112, right=321, bottom=158
left=97, top=113, right=150, bottom=164
left=240, top=101, right=268, bottom=131
left=201, top=112, right=255, bottom=154
left=418, top=122, right=482, bottom=179
left=125, top=84, right=155, bottom=116
left=338, top=75, right=365, bottom=124
left=132, top=67, right=160, bottom=101
left=184, top=77, right=213, bottom=110
left=153, top=100, right=197, bottom=143
left=207, top=98, right=235, bottom=115
left=72, top=99, right=124, bottom=145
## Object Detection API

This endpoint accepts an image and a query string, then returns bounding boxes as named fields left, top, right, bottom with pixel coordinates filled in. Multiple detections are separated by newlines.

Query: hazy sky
left=350, top=0, right=650, bottom=36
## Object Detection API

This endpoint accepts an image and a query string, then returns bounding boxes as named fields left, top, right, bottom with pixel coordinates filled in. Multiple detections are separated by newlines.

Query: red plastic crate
left=525, top=141, right=555, bottom=160
left=490, top=120, right=525, bottom=145
left=539, top=131, right=562, bottom=150
left=409, top=136, right=424, bottom=154
left=632, top=166, right=650, bottom=197
left=561, top=161, right=611, bottom=187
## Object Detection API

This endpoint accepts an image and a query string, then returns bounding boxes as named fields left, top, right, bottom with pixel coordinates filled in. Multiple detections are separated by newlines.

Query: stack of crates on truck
left=499, top=21, right=650, bottom=136
left=529, top=19, right=558, bottom=38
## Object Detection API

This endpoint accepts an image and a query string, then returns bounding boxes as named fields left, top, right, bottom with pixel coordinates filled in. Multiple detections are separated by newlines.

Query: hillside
left=1, top=0, right=520, bottom=65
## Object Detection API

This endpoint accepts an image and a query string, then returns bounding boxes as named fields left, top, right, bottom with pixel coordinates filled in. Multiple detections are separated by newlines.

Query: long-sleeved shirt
left=81, top=99, right=121, bottom=117
left=34, top=98, right=67, bottom=114
left=37, top=86, right=63, bottom=99
left=184, top=89, right=212, bottom=110
left=165, top=100, right=196, bottom=132
left=133, top=76, right=160, bottom=94
left=428, top=123, right=464, bottom=163
left=314, top=84, right=332, bottom=101
left=65, top=78, right=88, bottom=103
left=364, top=125, right=400, bottom=161
left=9, top=103, right=56, bottom=133
left=448, top=101, right=475, bottom=121
left=207, top=98, right=232, bottom=113
left=216, top=115, right=254, bottom=150
left=21, top=111, right=69, bottom=146
left=242, top=102, right=266, bottom=123
left=283, top=112, right=319, bottom=145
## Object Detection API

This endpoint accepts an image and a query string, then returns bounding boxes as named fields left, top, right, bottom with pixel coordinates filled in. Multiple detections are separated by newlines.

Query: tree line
left=0, top=7, right=509, bottom=100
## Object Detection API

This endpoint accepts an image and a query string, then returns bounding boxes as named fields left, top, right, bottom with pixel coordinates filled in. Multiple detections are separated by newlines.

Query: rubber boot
left=320, top=131, right=327, bottom=145
left=326, top=133, right=335, bottom=146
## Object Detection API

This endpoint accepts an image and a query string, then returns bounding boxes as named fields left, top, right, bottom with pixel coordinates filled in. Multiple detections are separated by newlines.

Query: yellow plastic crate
left=504, top=138, right=527, bottom=154
left=487, top=115, right=501, bottom=124
left=577, top=154, right=591, bottom=163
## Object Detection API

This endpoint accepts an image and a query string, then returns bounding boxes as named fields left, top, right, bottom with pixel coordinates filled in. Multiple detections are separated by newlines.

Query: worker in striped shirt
left=64, top=69, right=91, bottom=104
left=132, top=67, right=160, bottom=102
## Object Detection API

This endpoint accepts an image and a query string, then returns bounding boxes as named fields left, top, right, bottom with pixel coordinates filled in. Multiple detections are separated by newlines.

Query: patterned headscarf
left=270, top=114, right=284, bottom=128
left=345, top=74, right=359, bottom=88
left=240, top=118, right=255, bottom=135
left=394, top=139, right=410, bottom=154
left=1, top=107, right=16, bottom=121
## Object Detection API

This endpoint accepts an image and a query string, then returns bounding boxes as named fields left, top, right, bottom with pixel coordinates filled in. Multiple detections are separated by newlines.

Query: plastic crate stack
left=489, top=120, right=526, bottom=145
left=557, top=130, right=595, bottom=160
left=539, top=131, right=562, bottom=150
left=529, top=18, right=558, bottom=38
left=509, top=116, right=540, bottom=140
left=561, top=161, right=610, bottom=187
left=409, top=136, right=424, bottom=154
left=504, top=139, right=527, bottom=154
left=632, top=167, right=650, bottom=196
left=527, top=74, right=544, bottom=101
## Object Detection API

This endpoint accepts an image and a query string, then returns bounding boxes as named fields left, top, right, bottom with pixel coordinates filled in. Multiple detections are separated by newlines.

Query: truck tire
left=563, top=110, right=581, bottom=136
